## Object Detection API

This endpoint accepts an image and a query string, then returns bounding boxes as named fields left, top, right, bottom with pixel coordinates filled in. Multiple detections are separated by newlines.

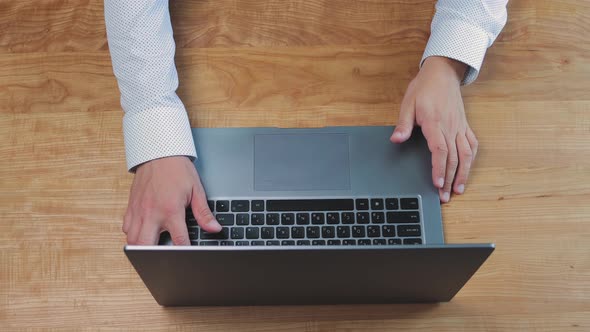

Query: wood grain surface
left=1, top=0, right=589, bottom=330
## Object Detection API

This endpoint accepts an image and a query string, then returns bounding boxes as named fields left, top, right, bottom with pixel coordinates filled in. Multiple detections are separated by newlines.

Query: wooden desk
left=1, top=1, right=589, bottom=330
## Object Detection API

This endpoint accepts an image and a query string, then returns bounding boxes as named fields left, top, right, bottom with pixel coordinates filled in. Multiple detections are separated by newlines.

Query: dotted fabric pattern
left=104, top=0, right=197, bottom=171
left=104, top=1, right=507, bottom=171
left=421, top=0, right=508, bottom=85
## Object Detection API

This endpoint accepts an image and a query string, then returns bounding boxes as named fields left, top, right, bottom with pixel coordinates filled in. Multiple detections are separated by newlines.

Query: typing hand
left=123, top=156, right=222, bottom=245
left=390, top=56, right=478, bottom=203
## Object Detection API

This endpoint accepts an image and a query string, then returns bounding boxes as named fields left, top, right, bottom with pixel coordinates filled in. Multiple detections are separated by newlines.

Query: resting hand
left=390, top=56, right=478, bottom=203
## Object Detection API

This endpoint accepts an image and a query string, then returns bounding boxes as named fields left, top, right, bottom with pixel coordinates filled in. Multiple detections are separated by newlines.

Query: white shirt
left=104, top=0, right=508, bottom=171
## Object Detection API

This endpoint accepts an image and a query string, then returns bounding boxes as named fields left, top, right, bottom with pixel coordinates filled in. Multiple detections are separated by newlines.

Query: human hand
left=390, top=56, right=478, bottom=203
left=123, top=156, right=221, bottom=245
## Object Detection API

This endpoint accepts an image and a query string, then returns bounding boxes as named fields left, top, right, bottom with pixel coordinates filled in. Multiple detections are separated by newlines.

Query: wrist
left=423, top=56, right=467, bottom=83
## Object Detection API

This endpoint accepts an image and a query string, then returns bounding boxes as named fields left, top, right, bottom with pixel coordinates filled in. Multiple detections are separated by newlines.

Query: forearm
left=421, top=0, right=509, bottom=85
left=104, top=0, right=196, bottom=171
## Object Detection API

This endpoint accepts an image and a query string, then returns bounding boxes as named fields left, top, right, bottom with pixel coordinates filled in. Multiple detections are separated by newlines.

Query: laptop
left=125, top=126, right=494, bottom=306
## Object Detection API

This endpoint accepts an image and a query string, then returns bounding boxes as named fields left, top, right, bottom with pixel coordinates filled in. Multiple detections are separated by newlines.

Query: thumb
left=390, top=96, right=416, bottom=143
left=190, top=185, right=222, bottom=233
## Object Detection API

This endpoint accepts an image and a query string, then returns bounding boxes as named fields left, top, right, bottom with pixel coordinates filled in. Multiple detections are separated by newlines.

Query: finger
left=466, top=127, right=479, bottom=160
left=390, top=94, right=416, bottom=143
left=440, top=133, right=459, bottom=203
left=421, top=125, right=447, bottom=190
left=191, top=185, right=222, bottom=233
left=126, top=216, right=142, bottom=244
left=136, top=218, right=162, bottom=245
left=164, top=212, right=190, bottom=246
left=122, top=210, right=132, bottom=234
left=453, top=133, right=473, bottom=195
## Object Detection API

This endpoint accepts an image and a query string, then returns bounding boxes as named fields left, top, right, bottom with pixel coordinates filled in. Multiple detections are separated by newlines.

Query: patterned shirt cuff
left=123, top=107, right=197, bottom=172
left=421, top=19, right=490, bottom=85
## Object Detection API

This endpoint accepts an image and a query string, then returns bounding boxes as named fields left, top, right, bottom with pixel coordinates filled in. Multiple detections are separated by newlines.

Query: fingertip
left=204, top=219, right=222, bottom=233
left=435, top=177, right=444, bottom=189
left=439, top=189, right=450, bottom=203
left=455, top=184, right=465, bottom=194
left=390, top=129, right=409, bottom=143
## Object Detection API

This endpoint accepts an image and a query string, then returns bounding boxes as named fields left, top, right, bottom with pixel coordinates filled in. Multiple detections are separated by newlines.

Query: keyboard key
left=252, top=200, right=265, bottom=212
left=236, top=214, right=249, bottom=225
left=311, top=213, right=325, bottom=224
left=200, top=241, right=219, bottom=246
left=220, top=241, right=234, bottom=246
left=387, top=211, right=420, bottom=223
left=266, top=213, right=280, bottom=225
left=404, top=238, right=422, bottom=245
left=385, top=198, right=399, bottom=210
left=236, top=241, right=250, bottom=246
left=371, top=212, right=385, bottom=224
left=187, top=227, right=198, bottom=240
left=276, top=227, right=290, bottom=239
left=388, top=238, right=402, bottom=245
left=370, top=199, right=384, bottom=210
left=373, top=239, right=386, bottom=245
left=216, top=214, right=234, bottom=226
left=231, top=227, right=244, bottom=239
left=326, top=213, right=340, bottom=224
left=352, top=226, right=365, bottom=238
left=266, top=240, right=280, bottom=246
left=251, top=213, right=265, bottom=225
left=207, top=200, right=215, bottom=212
left=356, top=199, right=369, bottom=210
left=382, top=225, right=396, bottom=237
left=400, top=198, right=419, bottom=210
left=267, top=199, right=354, bottom=211
left=342, top=212, right=355, bottom=224
left=358, top=239, right=371, bottom=245
left=306, top=226, right=320, bottom=238
left=343, top=239, right=357, bottom=245
left=291, top=227, right=305, bottom=239
left=296, top=213, right=310, bottom=225
left=327, top=240, right=341, bottom=245
left=281, top=213, right=295, bottom=225
left=357, top=212, right=370, bottom=224
left=246, top=227, right=260, bottom=239
left=190, top=240, right=199, bottom=246
left=251, top=240, right=265, bottom=246
left=201, top=227, right=230, bottom=240
left=261, top=227, right=275, bottom=239
left=297, top=240, right=311, bottom=246
left=337, top=226, right=351, bottom=238
left=186, top=215, right=197, bottom=226
left=281, top=240, right=296, bottom=245
left=367, top=226, right=381, bottom=238
left=216, top=200, right=229, bottom=212
left=231, top=200, right=249, bottom=212
left=398, top=225, right=422, bottom=237
left=322, top=226, right=335, bottom=238
left=312, top=240, right=326, bottom=245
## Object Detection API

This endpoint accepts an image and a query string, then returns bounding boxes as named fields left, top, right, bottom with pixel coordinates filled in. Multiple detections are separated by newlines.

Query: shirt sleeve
left=421, top=0, right=509, bottom=85
left=104, top=0, right=196, bottom=172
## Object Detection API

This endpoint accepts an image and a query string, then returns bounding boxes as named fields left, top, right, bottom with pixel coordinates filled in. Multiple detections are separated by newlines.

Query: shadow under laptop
left=162, top=303, right=442, bottom=324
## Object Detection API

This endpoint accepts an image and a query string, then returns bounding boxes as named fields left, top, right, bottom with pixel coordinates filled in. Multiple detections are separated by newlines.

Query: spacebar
left=266, top=199, right=354, bottom=212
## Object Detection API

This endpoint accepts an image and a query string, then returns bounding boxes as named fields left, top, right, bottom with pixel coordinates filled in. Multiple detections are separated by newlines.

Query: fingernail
left=457, top=184, right=465, bottom=194
left=437, top=178, right=444, bottom=188
left=442, top=192, right=450, bottom=202
left=209, top=220, right=222, bottom=232
left=393, top=131, right=403, bottom=140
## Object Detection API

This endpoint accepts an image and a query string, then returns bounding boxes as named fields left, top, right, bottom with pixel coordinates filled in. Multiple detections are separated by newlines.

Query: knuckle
left=194, top=204, right=213, bottom=220
left=460, top=149, right=473, bottom=161
left=171, top=233, right=188, bottom=245
left=430, top=142, right=448, bottom=155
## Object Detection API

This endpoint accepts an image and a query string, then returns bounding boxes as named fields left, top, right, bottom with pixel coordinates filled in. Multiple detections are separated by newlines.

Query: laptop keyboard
left=186, top=197, right=423, bottom=246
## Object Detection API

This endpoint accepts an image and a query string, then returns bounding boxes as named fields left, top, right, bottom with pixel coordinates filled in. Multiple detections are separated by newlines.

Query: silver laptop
left=125, top=126, right=494, bottom=306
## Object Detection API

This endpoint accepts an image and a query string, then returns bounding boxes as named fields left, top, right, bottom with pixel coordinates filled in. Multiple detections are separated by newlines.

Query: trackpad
left=254, top=134, right=351, bottom=191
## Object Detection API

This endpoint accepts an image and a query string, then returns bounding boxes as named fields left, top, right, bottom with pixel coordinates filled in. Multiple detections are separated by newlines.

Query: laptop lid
left=125, top=244, right=494, bottom=306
